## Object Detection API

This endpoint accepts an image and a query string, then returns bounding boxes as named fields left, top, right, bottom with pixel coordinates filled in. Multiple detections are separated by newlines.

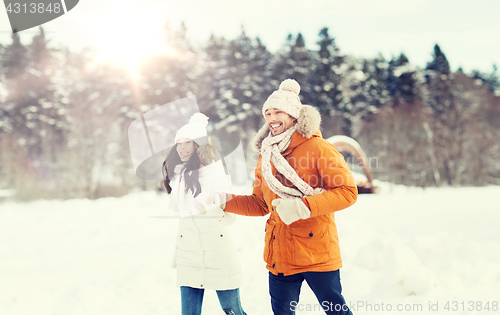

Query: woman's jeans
left=180, top=286, right=247, bottom=315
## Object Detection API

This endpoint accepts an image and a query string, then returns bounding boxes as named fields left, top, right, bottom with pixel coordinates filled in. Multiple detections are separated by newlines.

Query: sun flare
left=89, top=2, right=177, bottom=75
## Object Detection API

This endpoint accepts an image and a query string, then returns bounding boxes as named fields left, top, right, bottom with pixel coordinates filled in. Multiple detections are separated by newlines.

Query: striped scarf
left=260, top=127, right=325, bottom=199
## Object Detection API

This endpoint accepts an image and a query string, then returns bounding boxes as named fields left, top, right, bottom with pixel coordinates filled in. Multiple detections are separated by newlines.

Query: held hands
left=195, top=192, right=226, bottom=210
left=194, top=192, right=233, bottom=225
left=195, top=192, right=215, bottom=208
left=271, top=198, right=311, bottom=225
left=210, top=192, right=234, bottom=225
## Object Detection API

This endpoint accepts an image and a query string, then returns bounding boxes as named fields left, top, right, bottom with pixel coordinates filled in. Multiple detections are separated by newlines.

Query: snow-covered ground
left=1, top=183, right=499, bottom=315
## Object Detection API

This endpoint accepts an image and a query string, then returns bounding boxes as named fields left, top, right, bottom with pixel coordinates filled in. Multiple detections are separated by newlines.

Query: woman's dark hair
left=161, top=142, right=202, bottom=198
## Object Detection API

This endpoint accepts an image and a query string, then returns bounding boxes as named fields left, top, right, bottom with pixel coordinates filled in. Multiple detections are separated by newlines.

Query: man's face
left=265, top=108, right=297, bottom=136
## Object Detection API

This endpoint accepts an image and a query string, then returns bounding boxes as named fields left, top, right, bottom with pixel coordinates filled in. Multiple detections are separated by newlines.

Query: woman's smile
left=176, top=138, right=195, bottom=162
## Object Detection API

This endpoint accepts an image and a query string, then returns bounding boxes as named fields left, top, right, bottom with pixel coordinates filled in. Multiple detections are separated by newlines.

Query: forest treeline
left=1, top=25, right=499, bottom=200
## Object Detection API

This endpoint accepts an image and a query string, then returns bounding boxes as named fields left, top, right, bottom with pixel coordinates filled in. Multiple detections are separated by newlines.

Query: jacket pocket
left=263, top=222, right=275, bottom=263
left=289, top=224, right=331, bottom=266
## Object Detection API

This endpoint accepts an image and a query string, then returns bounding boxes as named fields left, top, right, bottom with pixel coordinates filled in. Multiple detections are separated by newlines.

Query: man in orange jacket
left=223, top=79, right=358, bottom=314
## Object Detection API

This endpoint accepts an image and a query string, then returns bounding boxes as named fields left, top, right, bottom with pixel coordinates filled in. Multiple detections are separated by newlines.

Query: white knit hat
left=174, top=113, right=209, bottom=145
left=262, top=79, right=302, bottom=119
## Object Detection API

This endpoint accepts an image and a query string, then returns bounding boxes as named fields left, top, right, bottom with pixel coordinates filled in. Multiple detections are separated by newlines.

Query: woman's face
left=176, top=138, right=195, bottom=162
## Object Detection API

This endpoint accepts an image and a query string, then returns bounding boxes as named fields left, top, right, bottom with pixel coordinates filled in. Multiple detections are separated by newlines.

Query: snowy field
left=1, top=182, right=499, bottom=315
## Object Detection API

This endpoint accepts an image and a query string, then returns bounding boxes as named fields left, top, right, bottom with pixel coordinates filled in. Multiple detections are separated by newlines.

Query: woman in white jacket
left=161, top=113, right=246, bottom=315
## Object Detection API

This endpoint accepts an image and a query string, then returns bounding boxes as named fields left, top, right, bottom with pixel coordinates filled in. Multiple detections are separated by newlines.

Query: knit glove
left=271, top=198, right=311, bottom=225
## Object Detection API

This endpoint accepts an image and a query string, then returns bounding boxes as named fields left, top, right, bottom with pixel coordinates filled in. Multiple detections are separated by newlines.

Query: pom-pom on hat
left=262, top=79, right=302, bottom=119
left=175, top=113, right=209, bottom=145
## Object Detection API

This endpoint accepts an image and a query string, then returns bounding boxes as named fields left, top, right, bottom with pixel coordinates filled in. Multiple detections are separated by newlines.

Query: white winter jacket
left=170, top=160, right=242, bottom=290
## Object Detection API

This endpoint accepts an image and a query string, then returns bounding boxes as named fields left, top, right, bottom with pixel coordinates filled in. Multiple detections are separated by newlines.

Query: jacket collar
left=282, top=130, right=322, bottom=156
left=252, top=105, right=322, bottom=152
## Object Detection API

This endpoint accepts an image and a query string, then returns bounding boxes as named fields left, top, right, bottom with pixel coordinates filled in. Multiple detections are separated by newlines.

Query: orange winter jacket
left=225, top=105, right=358, bottom=276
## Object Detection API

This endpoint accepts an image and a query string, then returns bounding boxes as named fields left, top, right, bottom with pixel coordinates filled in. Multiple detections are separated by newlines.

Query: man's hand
left=271, top=198, right=310, bottom=225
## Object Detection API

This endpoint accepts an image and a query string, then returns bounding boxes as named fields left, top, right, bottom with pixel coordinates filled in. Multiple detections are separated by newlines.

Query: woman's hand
left=195, top=192, right=235, bottom=225
left=195, top=192, right=215, bottom=208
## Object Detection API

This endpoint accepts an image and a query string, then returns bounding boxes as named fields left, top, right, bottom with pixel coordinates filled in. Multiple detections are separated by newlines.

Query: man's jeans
left=269, top=270, right=353, bottom=315
left=180, top=286, right=247, bottom=315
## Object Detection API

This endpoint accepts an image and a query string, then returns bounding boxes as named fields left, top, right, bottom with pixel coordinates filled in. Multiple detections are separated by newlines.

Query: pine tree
left=271, top=33, right=314, bottom=104
left=338, top=56, right=368, bottom=137
left=203, top=28, right=274, bottom=147
left=270, top=33, right=294, bottom=88
left=425, top=45, right=455, bottom=115
left=1, top=32, right=28, bottom=135
left=55, top=46, right=137, bottom=198
left=288, top=33, right=314, bottom=104
left=312, top=27, right=344, bottom=118
left=198, top=34, right=229, bottom=122
left=386, top=53, right=419, bottom=105
left=138, top=22, right=198, bottom=109
left=426, top=44, right=450, bottom=76
left=354, top=55, right=389, bottom=122
left=366, top=55, right=390, bottom=112
left=424, top=43, right=459, bottom=185
left=2, top=27, right=66, bottom=158
left=472, top=64, right=500, bottom=95
left=1, top=33, right=28, bottom=80
left=0, top=28, right=72, bottom=197
left=487, top=64, right=499, bottom=94
left=310, top=27, right=379, bottom=137
left=27, top=27, right=67, bottom=155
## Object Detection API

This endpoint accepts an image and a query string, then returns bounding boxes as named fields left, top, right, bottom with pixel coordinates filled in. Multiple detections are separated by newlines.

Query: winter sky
left=1, top=0, right=499, bottom=73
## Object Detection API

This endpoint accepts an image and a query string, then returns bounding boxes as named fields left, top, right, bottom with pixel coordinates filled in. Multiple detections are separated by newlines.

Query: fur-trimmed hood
left=252, top=105, right=322, bottom=152
left=196, top=135, right=222, bottom=166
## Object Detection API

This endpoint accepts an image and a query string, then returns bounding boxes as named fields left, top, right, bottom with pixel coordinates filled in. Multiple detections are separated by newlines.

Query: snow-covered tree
left=360, top=55, right=390, bottom=119
left=311, top=28, right=345, bottom=119
left=424, top=44, right=460, bottom=185
left=197, top=34, right=229, bottom=122
left=472, top=64, right=500, bottom=96
left=2, top=25, right=500, bottom=199
left=386, top=53, right=419, bottom=105
left=0, top=28, right=71, bottom=198
left=138, top=22, right=198, bottom=110
left=1, top=32, right=27, bottom=136
left=48, top=46, right=138, bottom=199
left=271, top=33, right=314, bottom=104
left=199, top=29, right=274, bottom=150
